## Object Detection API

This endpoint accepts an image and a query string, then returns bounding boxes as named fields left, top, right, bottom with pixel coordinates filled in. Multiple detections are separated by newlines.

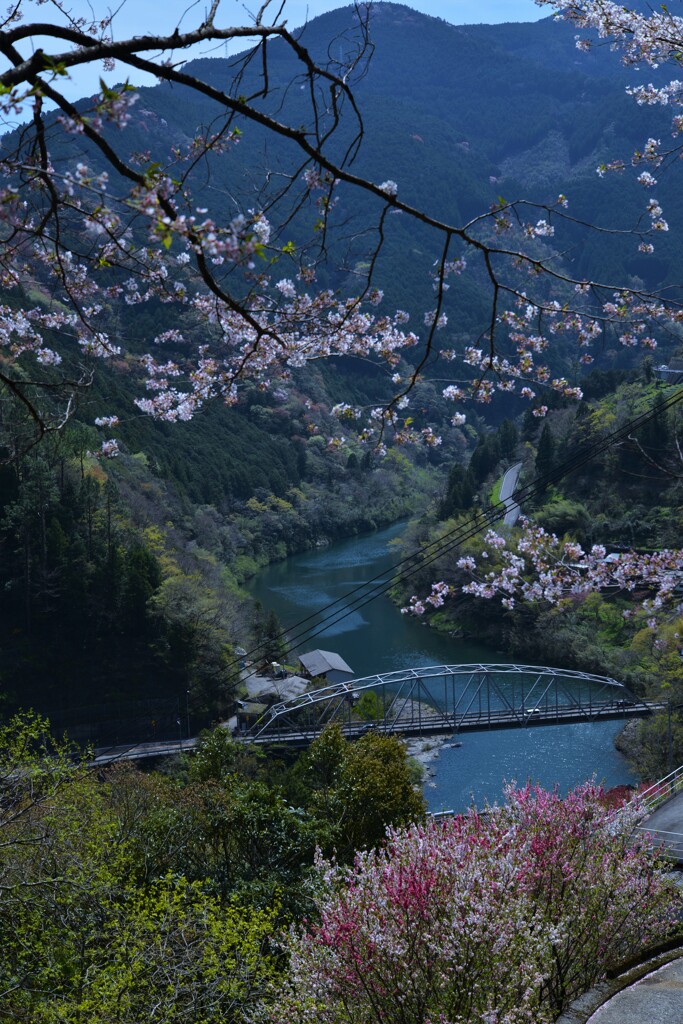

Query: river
left=248, top=522, right=638, bottom=811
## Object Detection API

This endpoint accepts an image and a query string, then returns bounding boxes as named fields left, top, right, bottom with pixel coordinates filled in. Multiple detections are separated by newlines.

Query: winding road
left=500, top=461, right=523, bottom=526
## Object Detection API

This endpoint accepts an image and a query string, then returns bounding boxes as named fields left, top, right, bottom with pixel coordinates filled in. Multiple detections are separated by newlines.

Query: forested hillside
left=3, top=0, right=683, bottom=735
left=394, top=360, right=683, bottom=776
left=0, top=387, right=442, bottom=738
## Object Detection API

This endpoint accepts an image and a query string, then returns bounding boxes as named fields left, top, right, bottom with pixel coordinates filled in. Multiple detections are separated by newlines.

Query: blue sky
left=109, top=1, right=547, bottom=35
left=7, top=1, right=547, bottom=104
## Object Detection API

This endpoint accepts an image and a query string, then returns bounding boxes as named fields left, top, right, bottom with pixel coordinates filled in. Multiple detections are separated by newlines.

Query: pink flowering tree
left=1, top=0, right=678, bottom=460
left=264, top=783, right=677, bottom=1024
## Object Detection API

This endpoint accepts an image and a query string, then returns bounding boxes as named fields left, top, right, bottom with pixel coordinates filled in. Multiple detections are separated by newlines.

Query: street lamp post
left=186, top=690, right=191, bottom=740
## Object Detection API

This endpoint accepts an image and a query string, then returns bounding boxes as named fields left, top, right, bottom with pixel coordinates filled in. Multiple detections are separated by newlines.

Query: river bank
left=615, top=719, right=647, bottom=763
left=248, top=522, right=639, bottom=812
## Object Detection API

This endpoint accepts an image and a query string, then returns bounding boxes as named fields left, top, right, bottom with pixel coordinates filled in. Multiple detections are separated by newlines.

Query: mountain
left=28, top=1, right=676, bottom=330
left=4, top=2, right=678, bottom=381
left=1, top=3, right=680, bottom=734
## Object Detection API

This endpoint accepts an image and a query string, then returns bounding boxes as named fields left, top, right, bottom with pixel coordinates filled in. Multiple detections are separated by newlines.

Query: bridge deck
left=252, top=703, right=656, bottom=746
left=87, top=665, right=659, bottom=764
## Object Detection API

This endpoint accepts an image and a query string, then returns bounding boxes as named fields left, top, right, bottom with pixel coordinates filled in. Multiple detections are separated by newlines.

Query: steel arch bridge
left=246, top=663, right=657, bottom=746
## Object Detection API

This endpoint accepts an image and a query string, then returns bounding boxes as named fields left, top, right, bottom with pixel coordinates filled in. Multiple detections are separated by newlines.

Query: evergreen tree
left=639, top=391, right=670, bottom=452
left=498, top=419, right=519, bottom=459
left=252, top=603, right=288, bottom=667
left=122, top=544, right=161, bottom=635
left=535, top=424, right=556, bottom=482
left=469, top=435, right=501, bottom=485
left=439, top=464, right=475, bottom=520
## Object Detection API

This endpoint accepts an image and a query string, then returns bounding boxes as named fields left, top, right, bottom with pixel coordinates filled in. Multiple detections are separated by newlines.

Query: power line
left=237, top=384, right=683, bottom=677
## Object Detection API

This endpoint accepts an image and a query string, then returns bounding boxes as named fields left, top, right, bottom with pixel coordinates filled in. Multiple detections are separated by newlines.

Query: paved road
left=500, top=461, right=522, bottom=526
left=92, top=737, right=197, bottom=764
left=585, top=957, right=683, bottom=1023
left=254, top=702, right=657, bottom=746
left=638, top=790, right=683, bottom=860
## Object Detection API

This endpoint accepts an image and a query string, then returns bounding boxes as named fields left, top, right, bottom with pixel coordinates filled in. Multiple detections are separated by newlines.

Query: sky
left=4, top=1, right=548, bottom=109
left=105, top=1, right=547, bottom=36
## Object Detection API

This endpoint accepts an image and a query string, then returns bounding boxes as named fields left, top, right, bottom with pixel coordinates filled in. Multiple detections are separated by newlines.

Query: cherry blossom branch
left=2, top=0, right=683, bottom=458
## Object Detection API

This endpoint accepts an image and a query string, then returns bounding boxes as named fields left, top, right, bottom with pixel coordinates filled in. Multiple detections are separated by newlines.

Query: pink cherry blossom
left=265, top=782, right=676, bottom=1024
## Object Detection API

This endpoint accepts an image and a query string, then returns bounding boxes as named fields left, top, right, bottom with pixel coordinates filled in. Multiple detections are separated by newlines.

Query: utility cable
left=91, top=383, right=683, bottom=753
left=236, top=383, right=683, bottom=677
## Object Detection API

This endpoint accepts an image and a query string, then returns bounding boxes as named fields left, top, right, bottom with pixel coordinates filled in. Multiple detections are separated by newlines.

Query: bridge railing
left=638, top=764, right=683, bottom=813
left=247, top=664, right=653, bottom=745
left=634, top=825, right=683, bottom=862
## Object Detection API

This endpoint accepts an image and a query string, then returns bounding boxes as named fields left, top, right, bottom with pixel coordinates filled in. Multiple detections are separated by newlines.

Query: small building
left=654, top=357, right=683, bottom=384
left=245, top=673, right=309, bottom=704
left=298, top=649, right=354, bottom=685
left=235, top=700, right=268, bottom=732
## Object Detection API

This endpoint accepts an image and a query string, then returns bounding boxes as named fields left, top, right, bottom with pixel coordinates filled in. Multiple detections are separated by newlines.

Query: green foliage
left=252, top=603, right=288, bottom=667
left=631, top=711, right=683, bottom=780
left=356, top=689, right=380, bottom=721
left=439, top=462, right=475, bottom=519
left=535, top=497, right=592, bottom=546
left=188, top=728, right=263, bottom=784
left=498, top=419, right=519, bottom=459
left=0, top=715, right=426, bottom=1020
left=295, top=725, right=426, bottom=860
left=535, top=423, right=556, bottom=482
left=334, top=731, right=427, bottom=856
left=76, top=876, right=278, bottom=1024
left=469, top=433, right=501, bottom=486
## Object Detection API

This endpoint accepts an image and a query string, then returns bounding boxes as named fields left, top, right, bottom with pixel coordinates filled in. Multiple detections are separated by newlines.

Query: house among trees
left=234, top=700, right=268, bottom=732
left=654, top=357, right=683, bottom=385
left=244, top=673, right=309, bottom=704
left=235, top=672, right=310, bottom=733
left=298, top=650, right=354, bottom=684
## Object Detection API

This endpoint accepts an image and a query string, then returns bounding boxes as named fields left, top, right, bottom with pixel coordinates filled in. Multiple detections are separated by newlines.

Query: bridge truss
left=247, top=663, right=652, bottom=745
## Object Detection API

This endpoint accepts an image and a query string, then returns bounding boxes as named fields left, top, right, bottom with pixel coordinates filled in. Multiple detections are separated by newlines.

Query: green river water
left=248, top=522, right=638, bottom=811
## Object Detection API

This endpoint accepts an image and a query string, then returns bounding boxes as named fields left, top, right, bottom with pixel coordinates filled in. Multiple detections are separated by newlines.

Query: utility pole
left=186, top=690, right=191, bottom=740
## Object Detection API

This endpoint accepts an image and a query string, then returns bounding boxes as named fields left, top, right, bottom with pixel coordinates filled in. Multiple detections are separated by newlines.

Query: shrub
left=266, top=782, right=677, bottom=1024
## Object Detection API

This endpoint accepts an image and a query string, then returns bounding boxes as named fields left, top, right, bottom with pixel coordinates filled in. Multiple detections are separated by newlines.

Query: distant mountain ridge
left=3, top=1, right=679, bottom=410
left=126, top=1, right=678, bottom=286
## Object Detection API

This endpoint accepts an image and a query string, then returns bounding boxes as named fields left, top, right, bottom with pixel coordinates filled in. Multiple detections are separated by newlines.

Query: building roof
left=236, top=701, right=268, bottom=716
left=245, top=673, right=310, bottom=703
left=299, top=649, right=353, bottom=677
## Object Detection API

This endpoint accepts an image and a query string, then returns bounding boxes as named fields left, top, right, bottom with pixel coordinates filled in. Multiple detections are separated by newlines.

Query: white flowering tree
left=399, top=0, right=683, bottom=627
left=2, top=0, right=677, bottom=461
left=408, top=520, right=683, bottom=628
